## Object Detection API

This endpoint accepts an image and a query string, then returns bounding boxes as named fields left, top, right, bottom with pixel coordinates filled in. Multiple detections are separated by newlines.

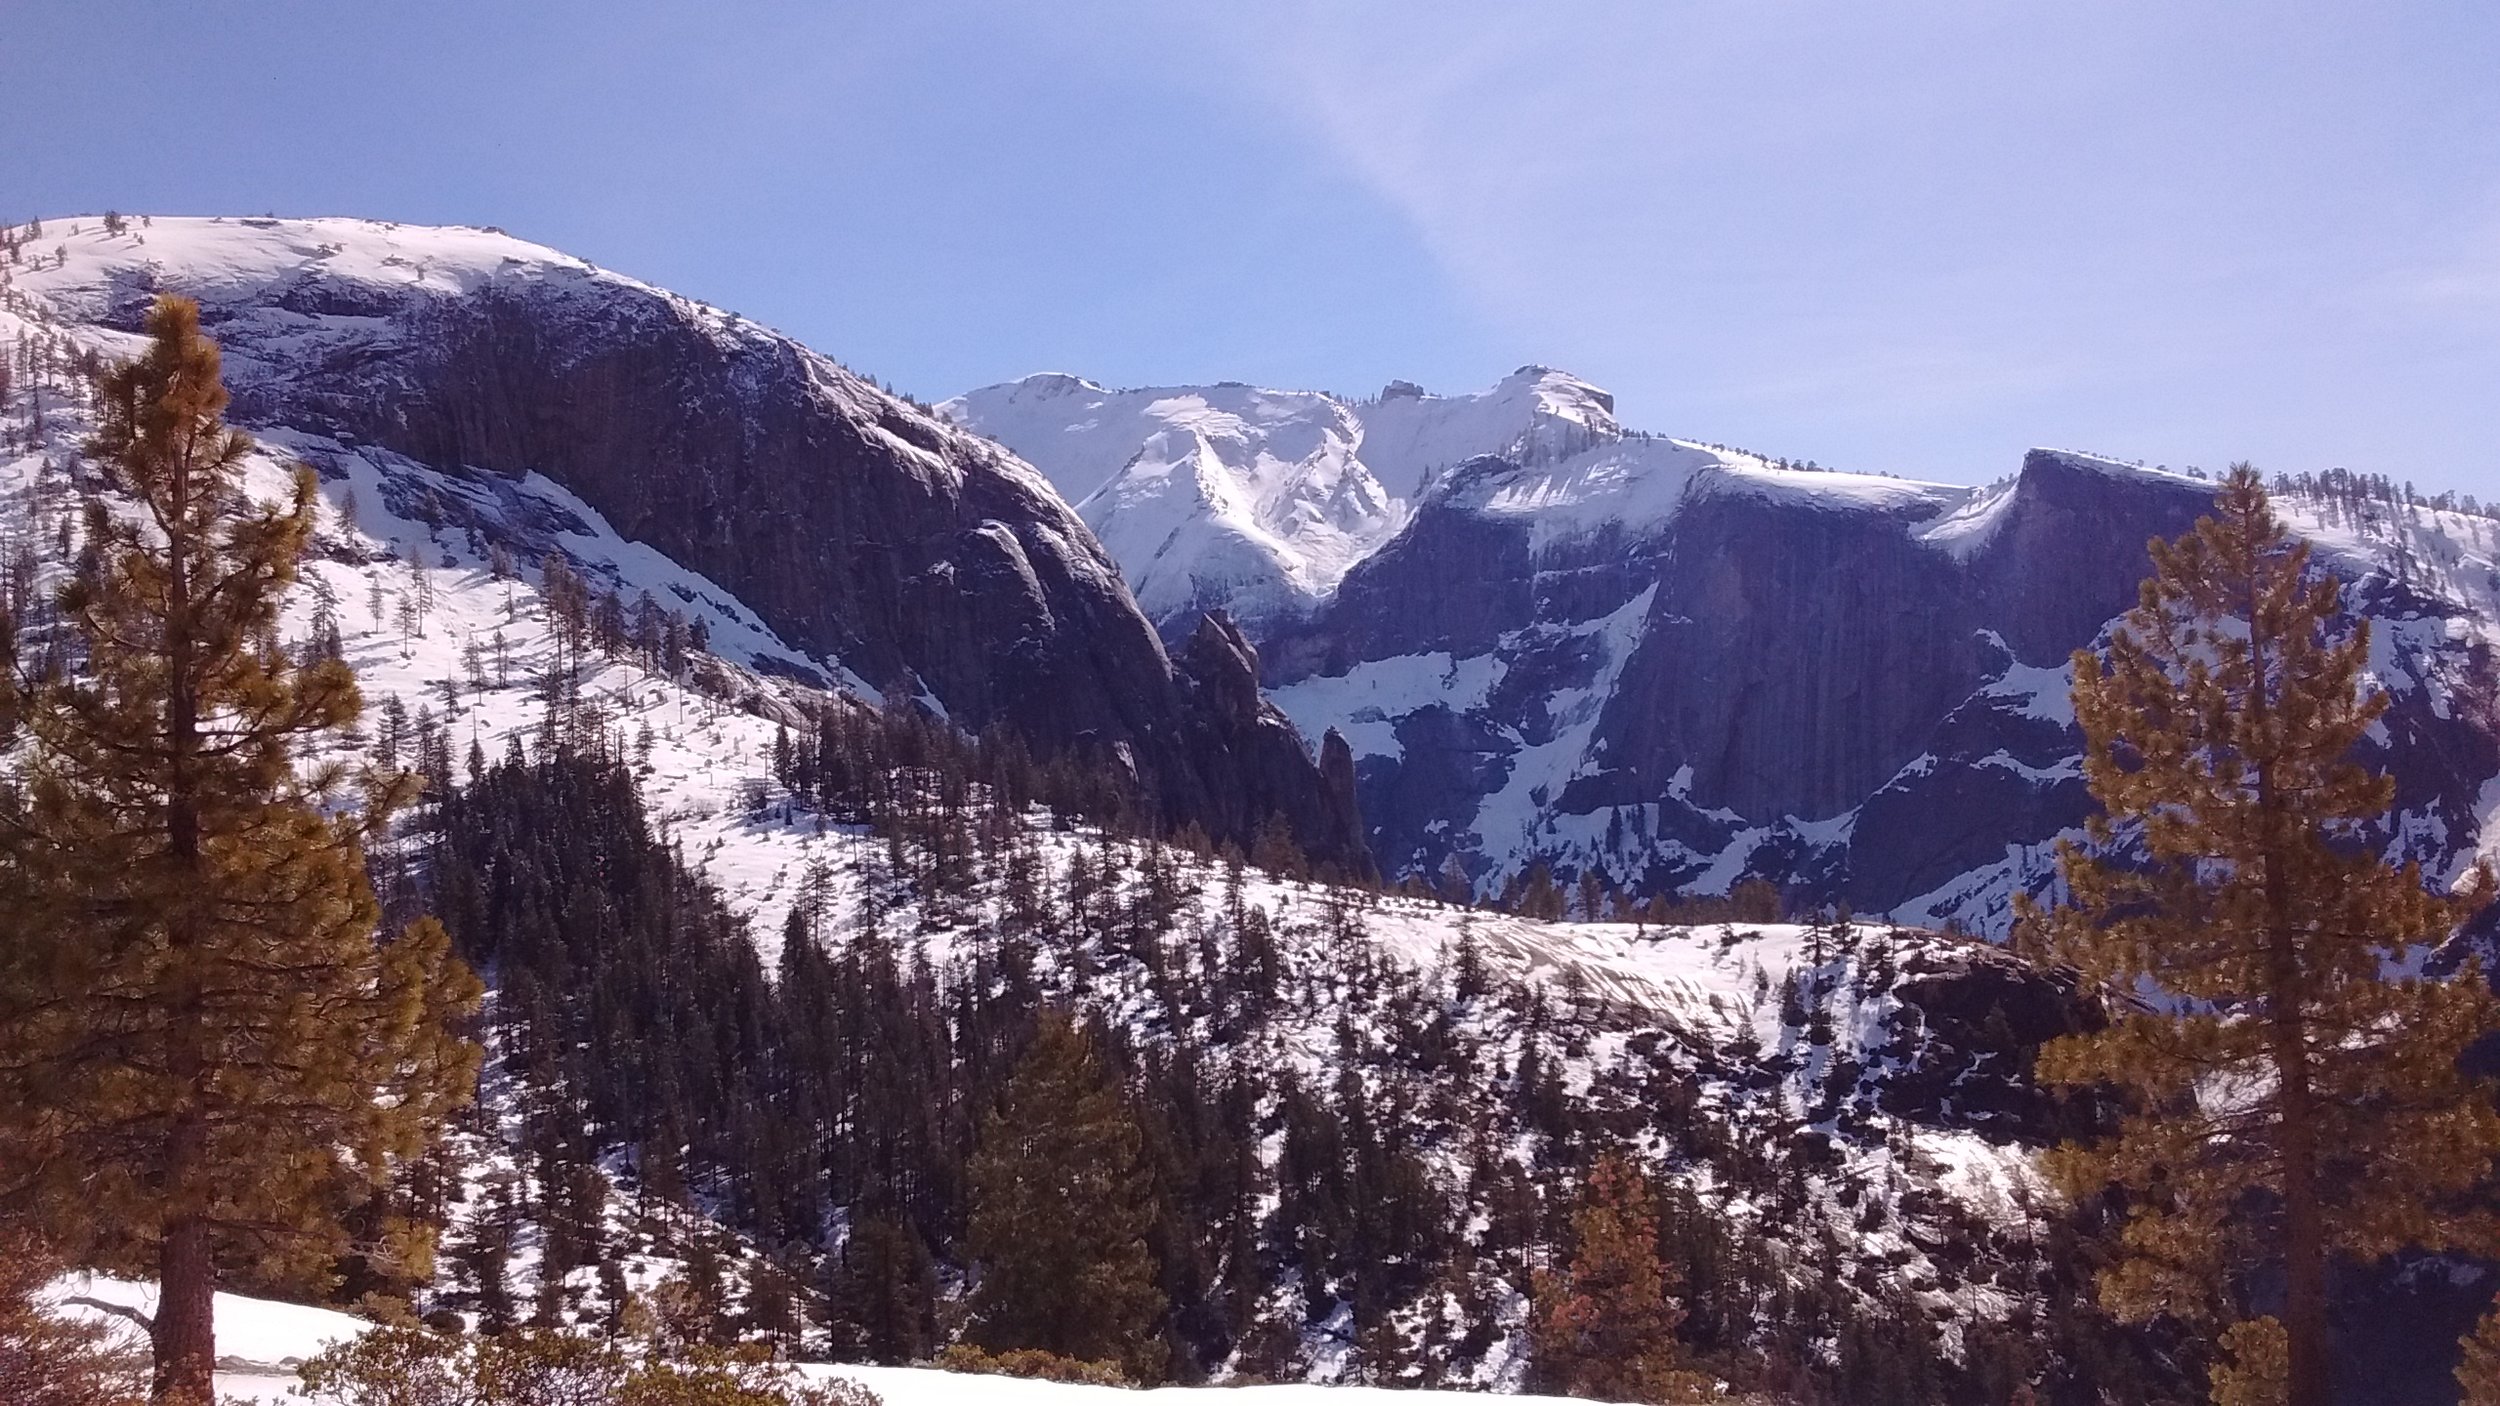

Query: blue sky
left=8, top=2, right=2497, bottom=490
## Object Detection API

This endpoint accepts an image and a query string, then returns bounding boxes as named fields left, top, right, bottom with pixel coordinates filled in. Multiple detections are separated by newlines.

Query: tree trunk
left=2249, top=567, right=2332, bottom=1406
left=154, top=428, right=217, bottom=1406
left=152, top=1214, right=215, bottom=1405
left=2269, top=974, right=2332, bottom=1406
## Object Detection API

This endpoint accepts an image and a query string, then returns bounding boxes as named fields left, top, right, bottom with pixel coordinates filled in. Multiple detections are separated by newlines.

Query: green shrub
left=296, top=1325, right=882, bottom=1406
left=931, top=1342, right=1132, bottom=1387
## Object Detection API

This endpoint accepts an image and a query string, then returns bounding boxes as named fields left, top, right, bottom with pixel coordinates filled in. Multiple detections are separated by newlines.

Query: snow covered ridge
left=0, top=307, right=846, bottom=942
left=943, top=364, right=1999, bottom=638
left=952, top=358, right=2500, bottom=934
left=1241, top=430, right=2500, bottom=931
left=8, top=214, right=1062, bottom=507
left=1, top=214, right=1060, bottom=642
left=944, top=356, right=2284, bottom=660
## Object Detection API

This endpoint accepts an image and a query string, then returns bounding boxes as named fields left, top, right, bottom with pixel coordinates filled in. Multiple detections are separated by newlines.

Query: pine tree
left=832, top=1210, right=938, bottom=1364
left=0, top=296, right=482, bottom=1404
left=1250, top=812, right=1306, bottom=882
left=2020, top=466, right=2500, bottom=1406
left=1529, top=1151, right=1703, bottom=1403
left=964, top=1012, right=1168, bottom=1380
left=2460, top=1310, right=2500, bottom=1405
left=1517, top=860, right=1564, bottom=921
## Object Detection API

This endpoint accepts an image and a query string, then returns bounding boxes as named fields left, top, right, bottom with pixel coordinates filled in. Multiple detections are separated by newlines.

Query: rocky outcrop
left=1877, top=941, right=2108, bottom=1142
left=1176, top=614, right=1375, bottom=881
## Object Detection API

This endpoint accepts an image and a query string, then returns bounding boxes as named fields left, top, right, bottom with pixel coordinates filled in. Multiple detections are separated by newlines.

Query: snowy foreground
left=48, top=1275, right=1618, bottom=1406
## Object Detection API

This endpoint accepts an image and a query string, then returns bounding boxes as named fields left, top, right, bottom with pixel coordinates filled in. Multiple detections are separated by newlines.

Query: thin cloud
left=1188, top=4, right=2500, bottom=484
left=2366, top=211, right=2500, bottom=314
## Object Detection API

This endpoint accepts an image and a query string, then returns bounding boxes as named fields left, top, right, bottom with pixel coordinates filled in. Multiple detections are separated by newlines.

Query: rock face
left=1568, top=451, right=2224, bottom=865
left=1174, top=614, right=1375, bottom=882
left=1290, top=446, right=2500, bottom=928
left=1593, top=482, right=2006, bottom=822
left=1877, top=941, right=2108, bottom=1142
left=966, top=361, right=2500, bottom=934
left=21, top=217, right=1370, bottom=871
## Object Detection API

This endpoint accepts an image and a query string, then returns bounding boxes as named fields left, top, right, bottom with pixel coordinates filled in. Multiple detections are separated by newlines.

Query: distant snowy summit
left=939, top=373, right=1398, bottom=640
left=940, top=365, right=1927, bottom=640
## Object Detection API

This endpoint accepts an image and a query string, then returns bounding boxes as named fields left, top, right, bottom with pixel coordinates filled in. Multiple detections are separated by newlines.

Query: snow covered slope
left=47, top=1274, right=370, bottom=1402
left=50, top=1273, right=1639, bottom=1406
left=937, top=376, right=1401, bottom=638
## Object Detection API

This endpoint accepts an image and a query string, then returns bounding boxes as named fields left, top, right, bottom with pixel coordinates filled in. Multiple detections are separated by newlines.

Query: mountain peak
left=17, top=214, right=608, bottom=323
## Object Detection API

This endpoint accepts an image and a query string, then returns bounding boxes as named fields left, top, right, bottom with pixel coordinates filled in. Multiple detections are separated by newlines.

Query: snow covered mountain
left=3, top=257, right=2124, bottom=1396
left=22, top=211, right=2491, bottom=938
left=14, top=214, right=2497, bottom=1399
left=939, top=367, right=1687, bottom=641
left=936, top=375, right=1398, bottom=640
left=953, top=368, right=2500, bottom=935
left=1, top=214, right=1367, bottom=872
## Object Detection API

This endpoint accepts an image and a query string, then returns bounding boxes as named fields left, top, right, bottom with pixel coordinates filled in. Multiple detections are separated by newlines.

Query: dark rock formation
left=1265, top=466, right=1541, bottom=678
left=1597, top=484, right=1998, bottom=822
left=1841, top=687, right=2088, bottom=915
left=1587, top=453, right=2215, bottom=830
left=1265, top=445, right=2500, bottom=928
left=1877, top=941, right=2107, bottom=1142
left=1176, top=614, right=1375, bottom=882
left=1968, top=450, right=2226, bottom=664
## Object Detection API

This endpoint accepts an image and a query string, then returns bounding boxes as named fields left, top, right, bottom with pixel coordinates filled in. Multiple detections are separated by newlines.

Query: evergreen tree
left=2459, top=1311, right=2500, bottom=1406
left=0, top=296, right=482, bottom=1404
left=1517, top=861, right=1564, bottom=921
left=1250, top=812, right=1306, bottom=882
left=964, top=1012, right=1167, bottom=1380
left=1528, top=1151, right=1702, bottom=1403
left=2021, top=466, right=2500, bottom=1406
left=831, top=1210, right=939, bottom=1364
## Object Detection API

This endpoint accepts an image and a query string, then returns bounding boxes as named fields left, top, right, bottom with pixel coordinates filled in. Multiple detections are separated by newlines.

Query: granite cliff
left=12, top=217, right=1369, bottom=870
left=963, top=368, right=2500, bottom=933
